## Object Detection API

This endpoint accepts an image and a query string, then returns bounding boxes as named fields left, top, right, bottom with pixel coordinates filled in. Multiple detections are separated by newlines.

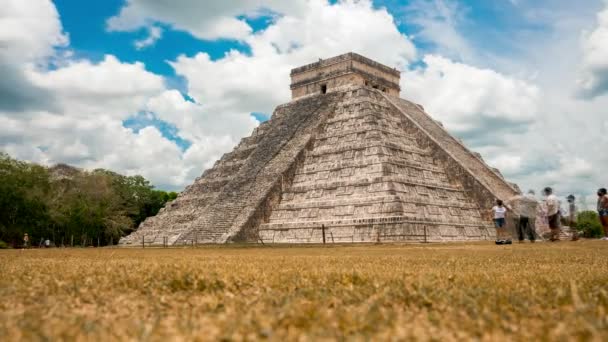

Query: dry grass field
left=1, top=242, right=608, bottom=341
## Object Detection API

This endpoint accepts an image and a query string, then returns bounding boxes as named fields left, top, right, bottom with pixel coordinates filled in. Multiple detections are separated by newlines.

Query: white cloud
left=404, top=55, right=539, bottom=143
left=134, top=25, right=163, bottom=50
left=145, top=90, right=258, bottom=142
left=106, top=0, right=308, bottom=41
left=391, top=0, right=607, bottom=207
left=171, top=0, right=416, bottom=121
left=403, top=0, right=474, bottom=62
left=577, top=1, right=608, bottom=98
left=2, top=0, right=607, bottom=206
left=0, top=0, right=68, bottom=61
left=0, top=0, right=246, bottom=189
left=486, top=155, right=523, bottom=175
left=0, top=0, right=68, bottom=111
left=28, top=55, right=165, bottom=119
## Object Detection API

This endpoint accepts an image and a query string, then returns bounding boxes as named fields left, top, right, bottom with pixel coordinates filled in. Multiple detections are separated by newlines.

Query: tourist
left=566, top=195, right=579, bottom=241
left=598, top=188, right=608, bottom=240
left=492, top=199, right=510, bottom=244
left=506, top=190, right=538, bottom=243
left=23, top=233, right=29, bottom=249
left=543, top=187, right=561, bottom=242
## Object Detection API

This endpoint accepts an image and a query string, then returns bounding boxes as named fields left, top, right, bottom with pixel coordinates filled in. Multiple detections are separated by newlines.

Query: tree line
left=0, top=152, right=177, bottom=248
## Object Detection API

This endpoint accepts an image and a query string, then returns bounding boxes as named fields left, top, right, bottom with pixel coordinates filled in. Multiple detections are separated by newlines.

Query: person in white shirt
left=543, top=187, right=561, bottom=241
left=492, top=199, right=509, bottom=244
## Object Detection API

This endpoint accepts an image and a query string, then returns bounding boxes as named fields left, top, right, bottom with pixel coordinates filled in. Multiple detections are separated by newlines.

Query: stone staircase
left=120, top=90, right=342, bottom=246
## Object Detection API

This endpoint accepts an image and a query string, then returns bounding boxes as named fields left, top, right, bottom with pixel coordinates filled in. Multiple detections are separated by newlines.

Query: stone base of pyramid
left=260, top=219, right=495, bottom=244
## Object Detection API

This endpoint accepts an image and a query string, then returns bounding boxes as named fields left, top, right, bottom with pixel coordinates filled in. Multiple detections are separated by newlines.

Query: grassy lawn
left=1, top=241, right=607, bottom=340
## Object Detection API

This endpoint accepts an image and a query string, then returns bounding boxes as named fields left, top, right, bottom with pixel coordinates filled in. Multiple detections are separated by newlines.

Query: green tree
left=0, top=153, right=178, bottom=247
left=0, top=153, right=52, bottom=246
left=577, top=211, right=603, bottom=238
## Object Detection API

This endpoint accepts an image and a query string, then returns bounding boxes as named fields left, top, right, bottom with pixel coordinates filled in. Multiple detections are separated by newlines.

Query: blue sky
left=53, top=0, right=526, bottom=73
left=1, top=0, right=608, bottom=207
left=52, top=0, right=292, bottom=148
left=50, top=0, right=528, bottom=149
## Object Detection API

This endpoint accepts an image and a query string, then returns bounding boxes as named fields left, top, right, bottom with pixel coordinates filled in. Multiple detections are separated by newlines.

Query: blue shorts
left=494, top=218, right=506, bottom=228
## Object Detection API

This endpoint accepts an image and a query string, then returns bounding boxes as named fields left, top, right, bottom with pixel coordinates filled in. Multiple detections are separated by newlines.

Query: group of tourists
left=20, top=234, right=51, bottom=249
left=492, top=187, right=608, bottom=244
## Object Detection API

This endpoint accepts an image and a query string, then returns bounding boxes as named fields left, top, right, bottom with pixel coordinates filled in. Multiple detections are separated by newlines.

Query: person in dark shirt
left=566, top=195, right=579, bottom=241
left=598, top=188, right=608, bottom=240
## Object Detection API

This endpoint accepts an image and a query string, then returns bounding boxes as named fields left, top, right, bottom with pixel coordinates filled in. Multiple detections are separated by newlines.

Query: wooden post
left=142, top=235, right=145, bottom=249
left=329, top=229, right=335, bottom=243
left=322, top=224, right=326, bottom=244
left=110, top=237, right=113, bottom=247
left=71, top=235, right=74, bottom=247
left=423, top=226, right=428, bottom=243
left=97, top=236, right=100, bottom=247
left=61, top=236, right=64, bottom=248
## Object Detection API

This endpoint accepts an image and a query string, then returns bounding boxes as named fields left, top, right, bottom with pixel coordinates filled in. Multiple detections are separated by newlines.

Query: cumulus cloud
left=401, top=50, right=608, bottom=204
left=403, top=0, right=474, bottom=62
left=2, top=0, right=606, bottom=204
left=134, top=25, right=163, bottom=50
left=577, top=1, right=608, bottom=98
left=28, top=55, right=165, bottom=119
left=0, top=51, right=191, bottom=188
left=3, top=0, right=418, bottom=190
left=0, top=0, right=67, bottom=60
left=106, top=0, right=308, bottom=41
left=171, top=0, right=416, bottom=119
left=0, top=0, right=206, bottom=189
left=0, top=0, right=68, bottom=111
left=404, top=55, right=539, bottom=147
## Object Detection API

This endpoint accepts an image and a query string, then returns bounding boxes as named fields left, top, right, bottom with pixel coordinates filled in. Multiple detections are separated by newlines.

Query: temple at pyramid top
left=290, top=52, right=401, bottom=99
left=120, top=52, right=521, bottom=247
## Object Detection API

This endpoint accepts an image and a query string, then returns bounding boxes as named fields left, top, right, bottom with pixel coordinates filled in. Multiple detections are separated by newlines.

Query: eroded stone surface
left=120, top=53, right=518, bottom=246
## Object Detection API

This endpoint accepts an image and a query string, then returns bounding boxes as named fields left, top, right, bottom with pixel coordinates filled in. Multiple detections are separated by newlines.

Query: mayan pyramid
left=120, top=52, right=519, bottom=246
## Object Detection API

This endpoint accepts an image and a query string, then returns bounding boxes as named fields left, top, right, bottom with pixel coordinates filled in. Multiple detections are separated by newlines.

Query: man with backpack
left=507, top=190, right=538, bottom=243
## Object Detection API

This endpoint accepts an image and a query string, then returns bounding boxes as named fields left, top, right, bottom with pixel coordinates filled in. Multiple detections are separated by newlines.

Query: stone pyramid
left=120, top=52, right=519, bottom=246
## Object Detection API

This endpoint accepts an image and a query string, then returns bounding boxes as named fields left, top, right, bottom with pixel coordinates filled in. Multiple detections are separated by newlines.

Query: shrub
left=577, top=211, right=604, bottom=238
left=0, top=240, right=10, bottom=249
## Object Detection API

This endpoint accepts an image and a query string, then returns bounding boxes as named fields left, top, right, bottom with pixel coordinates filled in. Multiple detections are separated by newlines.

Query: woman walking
left=493, top=199, right=510, bottom=244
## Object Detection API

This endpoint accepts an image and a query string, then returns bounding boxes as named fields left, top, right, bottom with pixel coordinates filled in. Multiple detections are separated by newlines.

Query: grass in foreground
left=1, top=241, right=608, bottom=341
